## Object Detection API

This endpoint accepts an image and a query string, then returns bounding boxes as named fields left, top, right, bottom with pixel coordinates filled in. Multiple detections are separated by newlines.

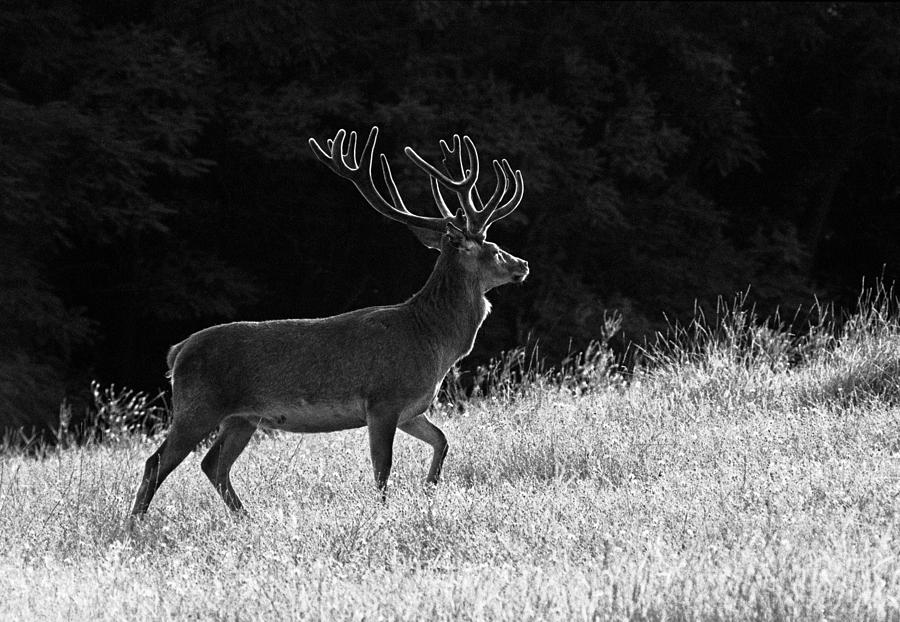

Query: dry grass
left=2, top=292, right=900, bottom=620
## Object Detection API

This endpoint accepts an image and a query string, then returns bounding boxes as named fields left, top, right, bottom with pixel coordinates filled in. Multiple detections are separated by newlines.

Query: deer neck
left=407, top=252, right=488, bottom=364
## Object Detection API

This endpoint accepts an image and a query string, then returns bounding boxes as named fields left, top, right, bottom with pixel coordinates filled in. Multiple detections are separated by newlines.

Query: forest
left=3, top=1, right=900, bottom=436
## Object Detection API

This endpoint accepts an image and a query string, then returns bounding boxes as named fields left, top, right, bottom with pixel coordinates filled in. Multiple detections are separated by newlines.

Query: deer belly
left=253, top=400, right=367, bottom=433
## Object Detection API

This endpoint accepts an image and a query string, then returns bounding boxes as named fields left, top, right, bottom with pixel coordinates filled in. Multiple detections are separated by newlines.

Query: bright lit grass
left=2, top=292, right=900, bottom=620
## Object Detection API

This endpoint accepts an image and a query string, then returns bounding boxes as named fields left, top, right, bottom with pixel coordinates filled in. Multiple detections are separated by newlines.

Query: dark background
left=3, top=1, right=900, bottom=434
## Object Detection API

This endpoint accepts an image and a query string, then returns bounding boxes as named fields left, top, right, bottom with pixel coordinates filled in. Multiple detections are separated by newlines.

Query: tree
left=3, top=1, right=900, bottom=435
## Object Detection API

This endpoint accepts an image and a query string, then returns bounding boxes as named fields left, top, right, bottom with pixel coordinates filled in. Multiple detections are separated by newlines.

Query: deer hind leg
left=201, top=417, right=257, bottom=512
left=399, top=414, right=449, bottom=484
left=131, top=415, right=218, bottom=516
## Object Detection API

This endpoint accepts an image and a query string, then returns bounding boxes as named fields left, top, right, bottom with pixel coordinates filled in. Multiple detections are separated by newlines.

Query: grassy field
left=2, top=296, right=900, bottom=620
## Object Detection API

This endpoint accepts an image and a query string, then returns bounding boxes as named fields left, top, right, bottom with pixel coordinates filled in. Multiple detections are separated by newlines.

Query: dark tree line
left=3, top=1, right=900, bottom=435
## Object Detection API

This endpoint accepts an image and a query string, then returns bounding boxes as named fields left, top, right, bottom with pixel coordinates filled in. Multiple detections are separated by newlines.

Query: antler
left=309, top=126, right=524, bottom=241
left=308, top=127, right=462, bottom=233
left=405, top=134, right=524, bottom=239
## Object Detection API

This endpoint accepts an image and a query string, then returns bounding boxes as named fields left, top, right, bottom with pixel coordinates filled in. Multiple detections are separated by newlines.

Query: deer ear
left=408, top=225, right=444, bottom=250
left=445, top=223, right=468, bottom=250
left=407, top=223, right=472, bottom=252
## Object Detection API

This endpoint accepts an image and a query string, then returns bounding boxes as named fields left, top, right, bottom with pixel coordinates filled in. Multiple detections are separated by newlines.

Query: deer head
left=308, top=127, right=529, bottom=292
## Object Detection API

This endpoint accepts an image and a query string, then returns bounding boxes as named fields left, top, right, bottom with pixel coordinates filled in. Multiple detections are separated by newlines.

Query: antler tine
left=481, top=159, right=525, bottom=231
left=481, top=159, right=509, bottom=212
left=430, top=176, right=455, bottom=219
left=461, top=135, right=480, bottom=183
left=308, top=126, right=448, bottom=233
left=343, top=130, right=358, bottom=168
left=439, top=135, right=469, bottom=213
left=309, top=129, right=342, bottom=169
left=379, top=153, right=409, bottom=213
left=472, top=185, right=486, bottom=212
left=358, top=127, right=377, bottom=173
left=439, top=136, right=464, bottom=177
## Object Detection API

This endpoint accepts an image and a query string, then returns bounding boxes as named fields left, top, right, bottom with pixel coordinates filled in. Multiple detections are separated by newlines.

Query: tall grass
left=1, top=285, right=899, bottom=620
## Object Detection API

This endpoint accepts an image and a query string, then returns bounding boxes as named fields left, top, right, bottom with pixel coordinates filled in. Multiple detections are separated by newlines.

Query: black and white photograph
left=2, top=2, right=900, bottom=619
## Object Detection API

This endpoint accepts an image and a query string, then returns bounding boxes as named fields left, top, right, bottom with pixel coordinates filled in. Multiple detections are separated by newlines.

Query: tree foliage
left=3, top=1, right=900, bottom=434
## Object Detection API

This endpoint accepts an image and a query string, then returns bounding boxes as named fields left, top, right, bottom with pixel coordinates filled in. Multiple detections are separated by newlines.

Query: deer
left=129, top=126, right=528, bottom=517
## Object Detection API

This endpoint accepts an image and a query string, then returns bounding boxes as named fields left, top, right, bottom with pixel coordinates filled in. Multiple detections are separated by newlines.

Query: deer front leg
left=366, top=409, right=399, bottom=497
left=399, top=414, right=448, bottom=485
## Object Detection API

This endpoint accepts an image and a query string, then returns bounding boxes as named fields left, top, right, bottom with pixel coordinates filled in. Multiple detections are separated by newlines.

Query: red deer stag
left=130, top=126, right=528, bottom=516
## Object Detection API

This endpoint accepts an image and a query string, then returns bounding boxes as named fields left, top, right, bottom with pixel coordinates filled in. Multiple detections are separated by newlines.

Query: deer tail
left=165, top=341, right=186, bottom=380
